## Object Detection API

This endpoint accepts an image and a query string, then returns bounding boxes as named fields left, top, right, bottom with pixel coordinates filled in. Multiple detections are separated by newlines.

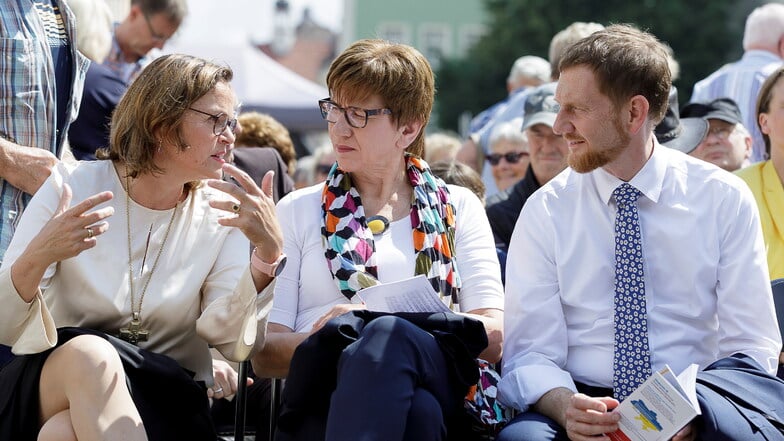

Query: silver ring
left=213, top=386, right=223, bottom=394
left=86, top=227, right=94, bottom=239
left=231, top=203, right=240, bottom=213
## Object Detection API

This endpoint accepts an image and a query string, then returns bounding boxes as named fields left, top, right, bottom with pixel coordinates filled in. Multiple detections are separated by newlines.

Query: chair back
left=772, top=279, right=784, bottom=342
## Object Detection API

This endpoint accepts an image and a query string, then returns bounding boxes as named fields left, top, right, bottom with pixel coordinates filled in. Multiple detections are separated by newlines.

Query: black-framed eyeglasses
left=318, top=98, right=392, bottom=129
left=485, top=151, right=529, bottom=166
left=142, top=12, right=166, bottom=42
left=188, top=108, right=238, bottom=136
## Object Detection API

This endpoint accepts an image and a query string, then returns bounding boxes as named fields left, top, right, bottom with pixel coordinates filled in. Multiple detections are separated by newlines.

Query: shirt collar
left=742, top=49, right=782, bottom=63
left=593, top=138, right=668, bottom=206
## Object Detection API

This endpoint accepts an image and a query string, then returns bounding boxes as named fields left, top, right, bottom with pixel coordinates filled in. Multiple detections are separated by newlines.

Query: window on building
left=376, top=22, right=412, bottom=45
left=419, top=23, right=451, bottom=70
left=457, top=24, right=487, bottom=58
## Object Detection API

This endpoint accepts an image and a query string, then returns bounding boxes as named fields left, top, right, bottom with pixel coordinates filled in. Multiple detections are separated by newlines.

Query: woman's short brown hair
left=325, top=39, right=434, bottom=158
left=97, top=54, right=233, bottom=177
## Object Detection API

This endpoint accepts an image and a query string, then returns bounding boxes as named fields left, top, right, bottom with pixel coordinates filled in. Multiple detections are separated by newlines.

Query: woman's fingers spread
left=69, top=191, right=114, bottom=218
left=220, top=163, right=262, bottom=196
left=260, top=170, right=275, bottom=199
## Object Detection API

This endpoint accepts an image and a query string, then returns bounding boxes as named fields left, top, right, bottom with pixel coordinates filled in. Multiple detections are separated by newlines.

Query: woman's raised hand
left=27, top=183, right=114, bottom=265
left=11, top=184, right=113, bottom=302
left=207, top=163, right=283, bottom=260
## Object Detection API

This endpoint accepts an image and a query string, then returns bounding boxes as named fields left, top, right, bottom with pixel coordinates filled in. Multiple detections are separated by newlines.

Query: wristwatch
left=251, top=248, right=287, bottom=277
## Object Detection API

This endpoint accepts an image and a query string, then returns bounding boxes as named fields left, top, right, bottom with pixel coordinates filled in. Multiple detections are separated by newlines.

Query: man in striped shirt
left=0, top=0, right=88, bottom=262
left=0, top=0, right=88, bottom=367
left=691, top=2, right=784, bottom=164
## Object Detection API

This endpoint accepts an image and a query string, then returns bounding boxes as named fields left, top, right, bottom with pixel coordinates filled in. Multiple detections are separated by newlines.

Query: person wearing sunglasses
left=254, top=39, right=504, bottom=440
left=486, top=83, right=569, bottom=254
left=0, top=54, right=283, bottom=440
left=105, top=0, right=186, bottom=83
left=486, top=118, right=531, bottom=192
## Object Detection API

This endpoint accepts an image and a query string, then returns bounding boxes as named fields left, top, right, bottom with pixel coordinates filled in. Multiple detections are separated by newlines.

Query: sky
left=168, top=0, right=343, bottom=47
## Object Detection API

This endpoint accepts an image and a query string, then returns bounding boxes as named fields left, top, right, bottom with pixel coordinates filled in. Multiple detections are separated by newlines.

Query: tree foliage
left=435, top=0, right=764, bottom=132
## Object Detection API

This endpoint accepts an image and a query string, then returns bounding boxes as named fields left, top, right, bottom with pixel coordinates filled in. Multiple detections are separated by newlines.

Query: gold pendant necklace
left=119, top=174, right=178, bottom=344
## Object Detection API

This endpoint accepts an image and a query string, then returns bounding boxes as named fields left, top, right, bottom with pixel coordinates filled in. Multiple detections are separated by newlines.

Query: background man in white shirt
left=497, top=24, right=782, bottom=441
left=690, top=2, right=784, bottom=163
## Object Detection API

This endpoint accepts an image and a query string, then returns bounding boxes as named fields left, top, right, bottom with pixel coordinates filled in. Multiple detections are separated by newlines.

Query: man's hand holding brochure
left=606, top=364, right=700, bottom=441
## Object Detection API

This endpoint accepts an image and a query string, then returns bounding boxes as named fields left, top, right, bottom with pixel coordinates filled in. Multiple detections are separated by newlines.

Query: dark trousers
left=0, top=345, right=13, bottom=369
left=323, top=316, right=462, bottom=441
left=275, top=315, right=465, bottom=441
left=496, top=354, right=784, bottom=441
left=275, top=311, right=486, bottom=441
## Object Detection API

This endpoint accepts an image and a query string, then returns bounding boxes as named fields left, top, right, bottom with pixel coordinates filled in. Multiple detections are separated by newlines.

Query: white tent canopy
left=162, top=0, right=332, bottom=132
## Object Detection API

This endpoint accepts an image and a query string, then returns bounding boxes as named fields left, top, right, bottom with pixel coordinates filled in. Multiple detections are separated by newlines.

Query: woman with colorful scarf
left=253, top=39, right=504, bottom=440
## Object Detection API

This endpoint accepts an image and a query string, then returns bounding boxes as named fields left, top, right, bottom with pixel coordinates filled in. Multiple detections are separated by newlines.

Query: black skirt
left=0, top=327, right=216, bottom=441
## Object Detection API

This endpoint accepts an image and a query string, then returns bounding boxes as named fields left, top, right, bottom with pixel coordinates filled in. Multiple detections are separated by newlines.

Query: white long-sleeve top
left=0, top=161, right=272, bottom=383
left=499, top=144, right=781, bottom=412
left=270, top=183, right=504, bottom=332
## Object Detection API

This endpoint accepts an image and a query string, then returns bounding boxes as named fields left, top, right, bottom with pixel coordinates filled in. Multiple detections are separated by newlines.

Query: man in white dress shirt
left=497, top=24, right=783, bottom=441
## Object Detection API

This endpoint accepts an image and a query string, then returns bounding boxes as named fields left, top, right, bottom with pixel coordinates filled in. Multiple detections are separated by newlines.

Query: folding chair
left=772, top=278, right=784, bottom=379
left=268, top=378, right=282, bottom=440
left=234, top=360, right=250, bottom=440
left=227, top=361, right=281, bottom=441
left=772, top=278, right=784, bottom=336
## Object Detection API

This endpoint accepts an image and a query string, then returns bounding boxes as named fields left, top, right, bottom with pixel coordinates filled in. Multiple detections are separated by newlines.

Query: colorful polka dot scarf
left=321, top=154, right=462, bottom=304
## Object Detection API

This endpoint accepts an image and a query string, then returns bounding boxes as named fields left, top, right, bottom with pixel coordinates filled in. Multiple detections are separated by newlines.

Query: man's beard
left=567, top=117, right=630, bottom=173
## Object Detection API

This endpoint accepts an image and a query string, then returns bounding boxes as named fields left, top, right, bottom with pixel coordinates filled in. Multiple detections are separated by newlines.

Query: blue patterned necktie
left=612, top=183, right=652, bottom=401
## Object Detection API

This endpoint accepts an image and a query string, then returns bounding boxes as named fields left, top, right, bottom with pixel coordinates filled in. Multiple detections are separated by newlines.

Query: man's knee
left=362, top=315, right=414, bottom=338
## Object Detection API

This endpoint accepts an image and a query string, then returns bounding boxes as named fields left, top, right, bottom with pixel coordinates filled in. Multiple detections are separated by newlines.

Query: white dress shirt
left=499, top=143, right=781, bottom=412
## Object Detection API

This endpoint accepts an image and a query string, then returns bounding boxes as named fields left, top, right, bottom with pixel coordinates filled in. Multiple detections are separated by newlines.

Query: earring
left=157, top=139, right=162, bottom=154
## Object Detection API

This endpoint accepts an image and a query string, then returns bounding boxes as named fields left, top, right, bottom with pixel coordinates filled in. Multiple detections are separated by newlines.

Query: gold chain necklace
left=119, top=174, right=179, bottom=344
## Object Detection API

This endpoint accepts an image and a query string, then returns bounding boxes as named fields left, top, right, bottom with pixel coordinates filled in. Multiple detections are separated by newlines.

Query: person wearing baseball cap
left=654, top=88, right=709, bottom=155
left=486, top=82, right=569, bottom=255
left=681, top=98, right=752, bottom=171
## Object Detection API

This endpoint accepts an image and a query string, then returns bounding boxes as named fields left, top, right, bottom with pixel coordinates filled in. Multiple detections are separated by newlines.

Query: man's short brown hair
left=559, top=24, right=671, bottom=125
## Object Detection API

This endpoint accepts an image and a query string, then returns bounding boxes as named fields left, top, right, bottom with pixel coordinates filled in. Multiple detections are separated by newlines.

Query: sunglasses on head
left=485, top=151, right=529, bottom=166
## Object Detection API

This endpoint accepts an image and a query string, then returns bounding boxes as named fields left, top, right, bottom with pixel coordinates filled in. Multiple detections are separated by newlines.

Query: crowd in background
left=1, top=0, right=784, bottom=440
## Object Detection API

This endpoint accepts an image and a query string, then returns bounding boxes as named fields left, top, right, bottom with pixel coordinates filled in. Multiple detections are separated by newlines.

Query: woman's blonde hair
left=97, top=54, right=233, bottom=178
